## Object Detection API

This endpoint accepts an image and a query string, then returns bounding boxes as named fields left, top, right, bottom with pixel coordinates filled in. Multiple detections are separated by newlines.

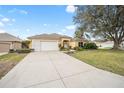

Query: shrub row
left=59, top=42, right=97, bottom=51
left=83, top=43, right=98, bottom=49
left=73, top=47, right=84, bottom=51
left=16, top=49, right=32, bottom=53
left=9, top=49, right=34, bottom=53
left=73, top=43, right=98, bottom=50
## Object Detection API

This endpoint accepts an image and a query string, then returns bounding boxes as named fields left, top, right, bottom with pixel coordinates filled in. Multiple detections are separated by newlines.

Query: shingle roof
left=0, top=33, right=22, bottom=42
left=28, top=33, right=72, bottom=40
left=71, top=38, right=89, bottom=42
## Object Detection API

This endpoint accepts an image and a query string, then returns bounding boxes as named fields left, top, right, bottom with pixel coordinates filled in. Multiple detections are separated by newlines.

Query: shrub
left=59, top=47, right=70, bottom=51
left=16, top=49, right=31, bottom=53
left=22, top=40, right=31, bottom=48
left=73, top=47, right=84, bottom=51
left=59, top=44, right=71, bottom=51
left=9, top=49, right=15, bottom=53
left=83, top=43, right=98, bottom=49
left=30, top=49, right=35, bottom=52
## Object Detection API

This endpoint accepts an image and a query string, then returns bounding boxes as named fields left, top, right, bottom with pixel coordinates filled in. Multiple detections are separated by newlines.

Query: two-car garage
left=32, top=40, right=59, bottom=51
left=28, top=33, right=72, bottom=52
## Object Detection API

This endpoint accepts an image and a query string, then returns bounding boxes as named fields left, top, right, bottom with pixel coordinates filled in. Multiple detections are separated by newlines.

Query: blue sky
left=0, top=5, right=77, bottom=39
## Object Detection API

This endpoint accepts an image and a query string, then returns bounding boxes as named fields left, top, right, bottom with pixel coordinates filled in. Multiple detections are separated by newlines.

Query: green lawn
left=0, top=53, right=27, bottom=62
left=0, top=53, right=27, bottom=79
left=70, top=49, right=124, bottom=76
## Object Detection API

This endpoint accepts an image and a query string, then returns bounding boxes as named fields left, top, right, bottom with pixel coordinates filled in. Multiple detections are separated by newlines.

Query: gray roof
left=0, top=33, right=22, bottom=42
left=28, top=33, right=72, bottom=40
left=72, top=38, right=89, bottom=42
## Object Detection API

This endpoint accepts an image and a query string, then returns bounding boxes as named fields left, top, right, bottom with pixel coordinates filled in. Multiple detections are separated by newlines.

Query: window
left=78, top=42, right=83, bottom=47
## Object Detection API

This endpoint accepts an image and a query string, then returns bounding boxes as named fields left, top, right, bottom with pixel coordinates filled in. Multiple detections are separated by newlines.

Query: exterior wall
left=120, top=41, right=124, bottom=48
left=70, top=41, right=78, bottom=48
left=29, top=38, right=80, bottom=49
left=13, top=42, right=22, bottom=49
left=60, top=38, right=71, bottom=47
left=29, top=40, right=32, bottom=48
left=30, top=38, right=71, bottom=49
left=70, top=41, right=87, bottom=48
left=95, top=41, right=114, bottom=49
left=0, top=41, right=21, bottom=52
left=0, top=42, right=10, bottom=52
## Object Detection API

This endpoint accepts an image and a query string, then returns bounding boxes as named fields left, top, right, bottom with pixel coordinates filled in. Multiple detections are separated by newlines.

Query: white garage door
left=32, top=40, right=59, bottom=51
left=41, top=41, right=59, bottom=51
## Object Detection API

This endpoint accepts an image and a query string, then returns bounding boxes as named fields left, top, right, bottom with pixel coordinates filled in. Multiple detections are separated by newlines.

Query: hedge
left=83, top=43, right=98, bottom=49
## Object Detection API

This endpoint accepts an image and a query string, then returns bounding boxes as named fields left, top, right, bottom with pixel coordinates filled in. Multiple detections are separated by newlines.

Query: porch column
left=10, top=42, right=14, bottom=49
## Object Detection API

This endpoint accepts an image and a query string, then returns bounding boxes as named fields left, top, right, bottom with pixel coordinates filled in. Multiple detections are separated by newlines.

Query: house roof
left=0, top=33, right=22, bottom=42
left=28, top=33, right=72, bottom=40
left=94, top=39, right=108, bottom=43
left=72, top=38, right=89, bottom=42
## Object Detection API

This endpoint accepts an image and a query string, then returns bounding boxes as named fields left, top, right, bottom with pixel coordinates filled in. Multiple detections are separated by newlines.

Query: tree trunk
left=113, top=41, right=120, bottom=50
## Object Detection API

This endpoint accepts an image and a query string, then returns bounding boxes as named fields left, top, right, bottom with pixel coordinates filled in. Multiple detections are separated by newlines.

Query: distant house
left=120, top=40, right=124, bottom=48
left=28, top=33, right=87, bottom=51
left=94, top=40, right=114, bottom=49
left=95, top=39, right=124, bottom=49
left=0, top=33, right=22, bottom=53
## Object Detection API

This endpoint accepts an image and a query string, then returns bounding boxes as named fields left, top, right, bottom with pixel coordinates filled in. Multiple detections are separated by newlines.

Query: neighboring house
left=120, top=41, right=124, bottom=49
left=95, top=40, right=124, bottom=49
left=0, top=33, right=22, bottom=53
left=95, top=40, right=114, bottom=49
left=28, top=33, right=86, bottom=51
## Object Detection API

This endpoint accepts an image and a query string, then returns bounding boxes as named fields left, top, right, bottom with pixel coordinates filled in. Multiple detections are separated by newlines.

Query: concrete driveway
left=0, top=51, right=124, bottom=88
left=0, top=52, right=8, bottom=56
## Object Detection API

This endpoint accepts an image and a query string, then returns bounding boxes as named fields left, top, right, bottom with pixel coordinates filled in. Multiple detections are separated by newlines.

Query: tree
left=74, top=26, right=85, bottom=39
left=75, top=26, right=91, bottom=41
left=74, top=5, right=124, bottom=49
left=22, top=40, right=31, bottom=48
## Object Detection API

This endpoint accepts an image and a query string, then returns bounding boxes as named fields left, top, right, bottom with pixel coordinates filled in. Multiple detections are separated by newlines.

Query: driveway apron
left=0, top=51, right=124, bottom=88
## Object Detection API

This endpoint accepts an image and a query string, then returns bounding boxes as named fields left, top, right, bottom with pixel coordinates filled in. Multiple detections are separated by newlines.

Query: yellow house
left=28, top=33, right=85, bottom=51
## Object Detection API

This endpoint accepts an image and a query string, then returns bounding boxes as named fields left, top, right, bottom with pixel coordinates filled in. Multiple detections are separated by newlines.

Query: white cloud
left=57, top=32, right=63, bottom=35
left=59, top=25, right=76, bottom=35
left=8, top=8, right=17, bottom=13
left=58, top=29, right=68, bottom=35
left=62, top=29, right=66, bottom=32
left=43, top=24, right=48, bottom=26
left=20, top=10, right=28, bottom=15
left=66, top=25, right=76, bottom=30
left=1, top=17, right=10, bottom=22
left=0, top=29, right=6, bottom=33
left=26, top=29, right=30, bottom=32
left=0, top=17, right=15, bottom=26
left=8, top=23, right=13, bottom=26
left=55, top=24, right=58, bottom=26
left=12, top=18, right=16, bottom=22
left=0, top=21, right=4, bottom=27
left=66, top=5, right=77, bottom=13
left=0, top=14, right=4, bottom=17
left=8, top=8, right=28, bottom=15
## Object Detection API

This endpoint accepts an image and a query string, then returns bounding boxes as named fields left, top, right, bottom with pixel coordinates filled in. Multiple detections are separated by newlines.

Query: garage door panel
left=41, top=41, right=59, bottom=51
left=32, top=40, right=41, bottom=51
left=32, top=40, right=59, bottom=51
left=0, top=43, right=10, bottom=52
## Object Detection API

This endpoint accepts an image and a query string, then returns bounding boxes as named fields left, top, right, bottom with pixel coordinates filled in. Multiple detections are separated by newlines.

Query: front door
left=63, top=40, right=69, bottom=48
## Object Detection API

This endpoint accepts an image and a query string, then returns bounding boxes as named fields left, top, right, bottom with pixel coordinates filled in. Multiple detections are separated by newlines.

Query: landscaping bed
left=69, top=49, right=124, bottom=76
left=0, top=53, right=27, bottom=79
